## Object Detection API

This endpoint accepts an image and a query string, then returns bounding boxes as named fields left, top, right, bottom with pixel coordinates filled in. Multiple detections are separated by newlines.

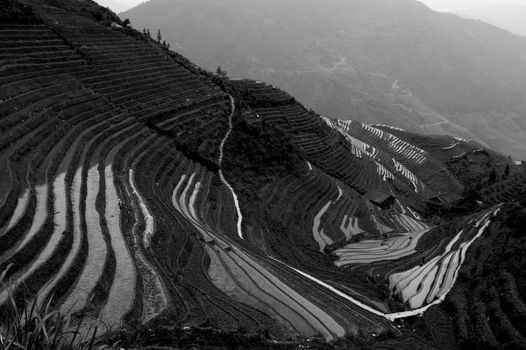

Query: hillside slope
left=122, top=0, right=526, bottom=160
left=1, top=0, right=525, bottom=348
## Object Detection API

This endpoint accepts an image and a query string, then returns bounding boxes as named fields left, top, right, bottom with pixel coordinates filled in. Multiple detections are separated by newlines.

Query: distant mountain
left=122, top=0, right=526, bottom=159
left=457, top=4, right=526, bottom=37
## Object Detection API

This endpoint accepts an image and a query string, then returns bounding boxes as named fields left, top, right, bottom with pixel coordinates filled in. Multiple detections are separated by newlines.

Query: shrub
left=91, top=10, right=103, bottom=21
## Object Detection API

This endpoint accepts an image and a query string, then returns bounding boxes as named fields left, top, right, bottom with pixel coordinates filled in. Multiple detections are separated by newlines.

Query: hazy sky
left=418, top=0, right=525, bottom=12
left=104, top=0, right=526, bottom=14
left=120, top=0, right=143, bottom=6
left=114, top=0, right=143, bottom=9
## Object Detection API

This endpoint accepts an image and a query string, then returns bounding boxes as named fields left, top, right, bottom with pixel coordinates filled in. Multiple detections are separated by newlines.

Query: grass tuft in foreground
left=0, top=265, right=99, bottom=350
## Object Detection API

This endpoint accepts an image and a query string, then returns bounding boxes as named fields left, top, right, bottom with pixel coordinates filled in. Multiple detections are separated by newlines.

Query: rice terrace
left=1, top=0, right=526, bottom=349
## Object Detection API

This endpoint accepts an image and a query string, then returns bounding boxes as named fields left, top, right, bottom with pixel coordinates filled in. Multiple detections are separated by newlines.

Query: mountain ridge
left=456, top=4, right=526, bottom=37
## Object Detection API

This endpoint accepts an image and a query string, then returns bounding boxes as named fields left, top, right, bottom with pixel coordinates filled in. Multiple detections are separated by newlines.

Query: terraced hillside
left=1, top=0, right=525, bottom=348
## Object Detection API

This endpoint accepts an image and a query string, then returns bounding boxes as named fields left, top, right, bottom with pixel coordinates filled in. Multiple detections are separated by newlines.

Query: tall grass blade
left=0, top=266, right=101, bottom=350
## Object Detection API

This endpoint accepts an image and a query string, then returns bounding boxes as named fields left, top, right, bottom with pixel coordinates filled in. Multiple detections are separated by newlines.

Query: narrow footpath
left=218, top=95, right=244, bottom=239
